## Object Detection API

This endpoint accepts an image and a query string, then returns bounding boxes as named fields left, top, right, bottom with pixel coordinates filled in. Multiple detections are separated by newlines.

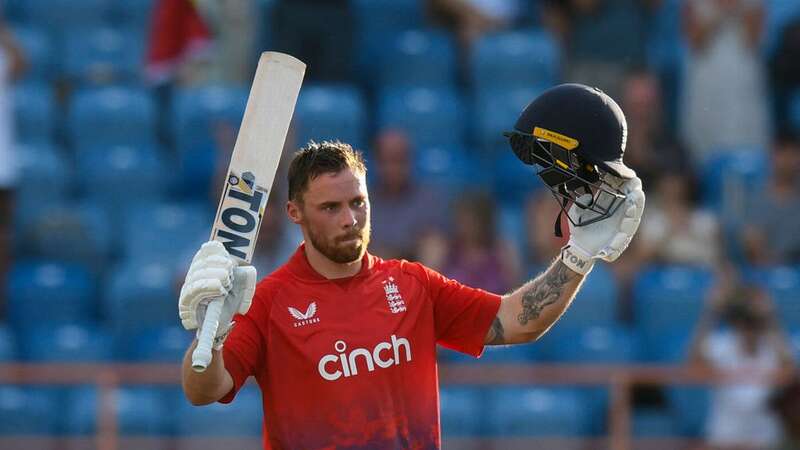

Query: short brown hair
left=287, top=140, right=367, bottom=202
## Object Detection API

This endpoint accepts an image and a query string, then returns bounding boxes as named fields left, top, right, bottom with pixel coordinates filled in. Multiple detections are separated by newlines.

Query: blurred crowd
left=1, top=0, right=800, bottom=447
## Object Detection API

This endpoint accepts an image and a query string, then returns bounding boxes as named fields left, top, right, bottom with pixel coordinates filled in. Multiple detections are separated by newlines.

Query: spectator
left=439, top=191, right=521, bottom=293
left=688, top=282, right=795, bottom=448
left=636, top=173, right=722, bottom=268
left=742, top=133, right=800, bottom=265
left=680, top=0, right=771, bottom=163
left=368, top=130, right=447, bottom=260
left=271, top=0, right=354, bottom=81
left=620, top=69, right=692, bottom=189
left=769, top=17, right=800, bottom=135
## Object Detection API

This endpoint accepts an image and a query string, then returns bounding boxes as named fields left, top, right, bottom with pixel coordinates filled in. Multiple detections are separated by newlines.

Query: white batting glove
left=561, top=175, right=645, bottom=275
left=178, top=241, right=256, bottom=349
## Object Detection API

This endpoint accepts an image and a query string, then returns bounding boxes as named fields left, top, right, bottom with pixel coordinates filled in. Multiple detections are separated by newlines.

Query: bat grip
left=192, top=298, right=224, bottom=372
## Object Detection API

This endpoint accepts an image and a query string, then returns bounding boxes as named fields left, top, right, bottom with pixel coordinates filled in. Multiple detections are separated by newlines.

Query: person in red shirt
left=178, top=84, right=646, bottom=449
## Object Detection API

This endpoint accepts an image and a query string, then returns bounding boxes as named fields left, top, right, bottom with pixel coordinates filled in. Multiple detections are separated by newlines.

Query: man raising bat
left=178, top=84, right=645, bottom=449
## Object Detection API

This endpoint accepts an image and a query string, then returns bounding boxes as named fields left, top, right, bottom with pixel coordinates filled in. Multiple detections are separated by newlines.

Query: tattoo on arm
left=486, top=317, right=505, bottom=345
left=517, top=262, right=577, bottom=326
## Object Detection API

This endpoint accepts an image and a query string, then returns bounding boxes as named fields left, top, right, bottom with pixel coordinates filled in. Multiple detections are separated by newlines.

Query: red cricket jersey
left=220, top=244, right=501, bottom=449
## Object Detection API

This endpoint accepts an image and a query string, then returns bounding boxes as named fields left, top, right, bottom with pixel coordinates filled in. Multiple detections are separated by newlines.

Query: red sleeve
left=416, top=263, right=502, bottom=357
left=218, top=283, right=270, bottom=404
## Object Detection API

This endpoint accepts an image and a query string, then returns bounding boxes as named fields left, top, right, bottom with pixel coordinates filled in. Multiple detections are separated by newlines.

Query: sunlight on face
left=292, top=168, right=371, bottom=263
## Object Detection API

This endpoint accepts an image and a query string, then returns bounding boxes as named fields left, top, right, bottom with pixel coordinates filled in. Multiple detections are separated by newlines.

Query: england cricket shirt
left=220, top=244, right=501, bottom=449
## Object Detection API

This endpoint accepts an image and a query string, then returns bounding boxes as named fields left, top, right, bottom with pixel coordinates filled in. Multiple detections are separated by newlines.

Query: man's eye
left=353, top=200, right=365, bottom=208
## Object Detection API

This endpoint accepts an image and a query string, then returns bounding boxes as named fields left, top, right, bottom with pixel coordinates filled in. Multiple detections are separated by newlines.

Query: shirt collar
left=287, top=242, right=376, bottom=282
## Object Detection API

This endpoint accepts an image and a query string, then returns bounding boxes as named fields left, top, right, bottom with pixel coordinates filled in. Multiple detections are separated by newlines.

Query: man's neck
left=303, top=243, right=363, bottom=279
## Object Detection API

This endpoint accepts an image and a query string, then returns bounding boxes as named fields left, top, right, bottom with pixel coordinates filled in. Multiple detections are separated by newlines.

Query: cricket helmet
left=504, top=83, right=634, bottom=235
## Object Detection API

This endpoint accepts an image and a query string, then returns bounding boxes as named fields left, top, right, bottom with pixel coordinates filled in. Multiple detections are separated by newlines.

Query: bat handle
left=192, top=298, right=224, bottom=372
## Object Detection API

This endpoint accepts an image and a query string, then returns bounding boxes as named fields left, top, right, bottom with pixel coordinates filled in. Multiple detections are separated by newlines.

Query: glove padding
left=561, top=175, right=645, bottom=275
left=178, top=241, right=256, bottom=348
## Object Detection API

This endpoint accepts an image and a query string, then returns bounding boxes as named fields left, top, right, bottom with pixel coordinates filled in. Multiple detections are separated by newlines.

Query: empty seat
left=171, top=85, right=248, bottom=153
left=63, top=28, right=144, bottom=85
left=440, top=386, right=484, bottom=436
left=68, top=87, right=157, bottom=147
left=699, top=148, right=768, bottom=215
left=0, top=325, right=17, bottom=361
left=415, top=146, right=490, bottom=194
left=175, top=386, right=262, bottom=436
left=109, top=0, right=156, bottom=30
left=122, top=325, right=192, bottom=362
left=547, top=325, right=639, bottom=364
left=104, top=260, right=179, bottom=334
left=295, top=84, right=366, bottom=149
left=12, top=144, right=71, bottom=232
left=11, top=25, right=54, bottom=81
left=353, top=0, right=423, bottom=80
left=65, top=386, right=173, bottom=435
left=22, top=0, right=112, bottom=36
left=21, top=323, right=113, bottom=362
left=121, top=202, right=211, bottom=265
left=12, top=83, right=55, bottom=144
left=377, top=87, right=465, bottom=148
left=757, top=266, right=800, bottom=329
left=7, top=260, right=97, bottom=327
left=666, top=386, right=710, bottom=437
left=474, top=86, right=544, bottom=152
left=632, top=408, right=680, bottom=437
left=472, top=30, right=560, bottom=91
left=485, top=386, right=593, bottom=436
left=490, top=148, right=544, bottom=207
left=0, top=386, right=60, bottom=434
left=379, top=30, right=456, bottom=87
left=553, top=263, right=620, bottom=330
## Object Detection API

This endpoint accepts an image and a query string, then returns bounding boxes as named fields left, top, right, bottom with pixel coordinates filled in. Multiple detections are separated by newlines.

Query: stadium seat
left=7, top=260, right=97, bottom=327
left=12, top=83, right=55, bottom=145
left=15, top=201, right=114, bottom=269
left=121, top=202, right=211, bottom=265
left=471, top=30, right=560, bottom=92
left=490, top=148, right=544, bottom=207
left=75, top=145, right=169, bottom=211
left=550, top=263, right=620, bottom=330
left=63, top=27, right=144, bottom=85
left=699, top=148, right=769, bottom=216
left=353, top=0, right=423, bottom=81
left=754, top=265, right=800, bottom=329
left=632, top=408, right=680, bottom=437
left=666, top=386, right=710, bottom=437
left=21, top=323, right=113, bottom=362
left=485, top=386, right=593, bottom=436
left=68, top=87, right=157, bottom=147
left=632, top=266, right=714, bottom=359
left=12, top=144, right=71, bottom=233
left=175, top=385, right=262, bottom=436
left=0, top=386, right=61, bottom=434
left=440, top=386, right=484, bottom=436
left=414, top=146, right=491, bottom=195
left=545, top=325, right=639, bottom=364
left=21, top=0, right=112, bottom=36
left=439, top=343, right=540, bottom=365
left=65, top=386, right=173, bottom=435
left=377, top=87, right=465, bottom=149
left=104, top=260, right=180, bottom=334
left=109, top=0, right=156, bottom=31
left=379, top=30, right=457, bottom=88
left=171, top=85, right=249, bottom=153
left=122, top=325, right=193, bottom=362
left=295, top=84, right=366, bottom=149
left=11, top=25, right=55, bottom=81
left=474, top=86, right=545, bottom=152
left=0, top=325, right=17, bottom=361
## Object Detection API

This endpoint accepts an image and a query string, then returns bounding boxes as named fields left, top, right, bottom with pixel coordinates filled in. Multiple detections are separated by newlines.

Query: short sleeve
left=218, top=286, right=269, bottom=404
left=419, top=263, right=502, bottom=357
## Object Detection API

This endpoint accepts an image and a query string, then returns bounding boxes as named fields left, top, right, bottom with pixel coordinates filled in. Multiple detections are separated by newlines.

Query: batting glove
left=561, top=175, right=645, bottom=275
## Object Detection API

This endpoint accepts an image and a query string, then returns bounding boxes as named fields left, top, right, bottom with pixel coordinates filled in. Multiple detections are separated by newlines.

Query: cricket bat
left=192, top=52, right=305, bottom=372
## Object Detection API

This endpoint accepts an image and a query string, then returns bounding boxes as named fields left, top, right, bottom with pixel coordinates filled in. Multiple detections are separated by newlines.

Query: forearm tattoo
left=517, top=262, right=576, bottom=326
left=486, top=317, right=505, bottom=345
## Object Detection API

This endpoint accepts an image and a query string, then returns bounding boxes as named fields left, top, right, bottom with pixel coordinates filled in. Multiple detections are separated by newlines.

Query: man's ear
left=287, top=200, right=303, bottom=224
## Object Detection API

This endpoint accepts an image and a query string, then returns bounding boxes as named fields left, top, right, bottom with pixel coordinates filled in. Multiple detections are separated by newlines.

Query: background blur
left=1, top=0, right=800, bottom=449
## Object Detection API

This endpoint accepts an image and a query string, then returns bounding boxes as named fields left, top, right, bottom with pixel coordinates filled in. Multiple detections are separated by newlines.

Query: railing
left=0, top=363, right=791, bottom=450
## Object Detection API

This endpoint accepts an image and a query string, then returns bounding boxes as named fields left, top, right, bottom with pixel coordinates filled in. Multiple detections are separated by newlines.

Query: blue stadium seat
left=549, top=264, right=620, bottom=331
left=122, top=325, right=193, bottom=362
left=12, top=83, right=55, bottom=144
left=491, top=148, right=543, bottom=207
left=666, top=386, right=710, bottom=437
left=175, top=386, right=262, bottom=436
left=547, top=325, right=639, bottom=364
left=109, top=0, right=156, bottom=31
left=440, top=386, right=484, bottom=436
left=471, top=30, right=560, bottom=91
left=172, top=85, right=249, bottom=153
left=379, top=30, right=457, bottom=88
left=12, top=144, right=71, bottom=233
left=699, top=149, right=769, bottom=216
left=11, top=25, right=54, bottom=81
left=439, top=343, right=540, bottom=364
left=63, top=27, right=144, bottom=85
left=121, top=202, right=211, bottom=265
left=65, top=386, right=173, bottom=435
left=485, top=386, right=593, bottom=436
left=21, top=323, right=113, bottom=362
left=0, top=325, right=17, bottom=361
left=104, top=260, right=180, bottom=334
left=378, top=87, right=465, bottom=148
left=7, top=260, right=97, bottom=327
left=295, top=84, right=366, bottom=149
left=22, top=0, right=112, bottom=36
left=632, top=408, right=680, bottom=437
left=75, top=145, right=169, bottom=210
left=16, top=201, right=115, bottom=268
left=475, top=86, right=544, bottom=152
left=68, top=87, right=157, bottom=147
left=414, top=146, right=491, bottom=194
left=0, top=386, right=61, bottom=434
left=353, top=0, right=423, bottom=81
left=754, top=265, right=800, bottom=329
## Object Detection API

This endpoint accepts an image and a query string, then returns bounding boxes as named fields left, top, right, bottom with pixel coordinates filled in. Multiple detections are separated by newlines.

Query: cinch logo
left=317, top=335, right=412, bottom=381
left=289, top=302, right=320, bottom=328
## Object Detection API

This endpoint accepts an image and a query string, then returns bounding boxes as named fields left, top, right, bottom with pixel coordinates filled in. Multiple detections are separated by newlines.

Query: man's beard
left=307, top=222, right=371, bottom=264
